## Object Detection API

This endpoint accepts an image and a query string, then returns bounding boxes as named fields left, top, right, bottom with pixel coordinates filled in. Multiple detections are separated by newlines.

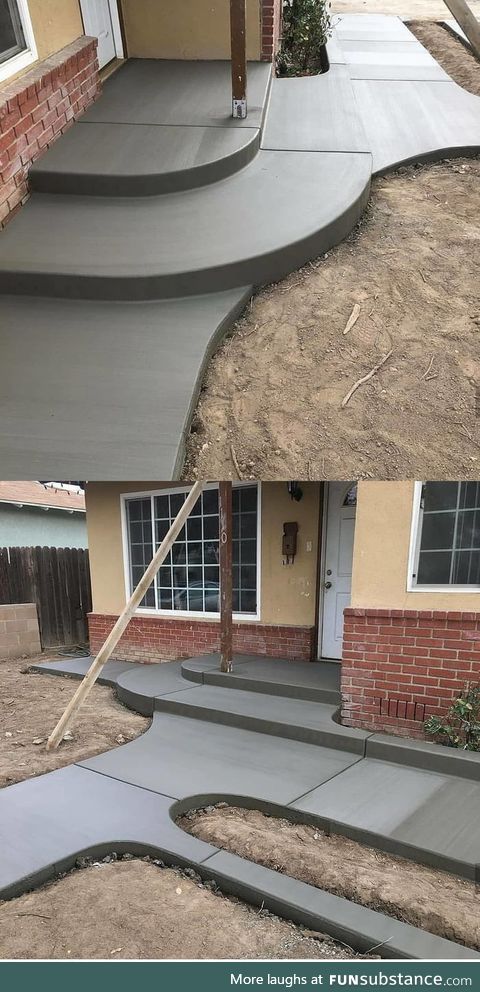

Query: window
left=0, top=1, right=36, bottom=82
left=124, top=485, right=259, bottom=616
left=412, top=482, right=480, bottom=587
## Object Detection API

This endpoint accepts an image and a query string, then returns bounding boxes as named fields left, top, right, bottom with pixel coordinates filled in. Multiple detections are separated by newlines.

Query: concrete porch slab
left=82, top=59, right=272, bottom=130
left=182, top=655, right=341, bottom=704
left=30, top=657, right=137, bottom=685
left=79, top=712, right=361, bottom=804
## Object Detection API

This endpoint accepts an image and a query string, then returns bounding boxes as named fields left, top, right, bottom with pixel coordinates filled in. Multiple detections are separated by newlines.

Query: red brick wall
left=261, top=0, right=283, bottom=62
left=341, top=608, right=480, bottom=739
left=0, top=36, right=100, bottom=229
left=88, top=613, right=315, bottom=663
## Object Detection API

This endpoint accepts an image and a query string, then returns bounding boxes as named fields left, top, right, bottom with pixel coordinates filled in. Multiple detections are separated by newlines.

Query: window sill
left=134, top=608, right=260, bottom=622
left=0, top=47, right=36, bottom=85
left=407, top=584, right=480, bottom=594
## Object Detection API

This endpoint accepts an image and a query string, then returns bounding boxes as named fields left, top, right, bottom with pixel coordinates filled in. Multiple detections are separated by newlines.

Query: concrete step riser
left=155, top=695, right=362, bottom=754
left=202, top=671, right=340, bottom=705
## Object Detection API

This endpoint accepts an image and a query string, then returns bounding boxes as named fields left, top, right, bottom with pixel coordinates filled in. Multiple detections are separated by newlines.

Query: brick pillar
left=341, top=608, right=480, bottom=739
left=261, top=0, right=283, bottom=62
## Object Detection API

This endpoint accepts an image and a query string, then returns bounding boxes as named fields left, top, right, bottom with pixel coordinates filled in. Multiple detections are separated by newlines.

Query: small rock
left=32, top=737, right=46, bottom=745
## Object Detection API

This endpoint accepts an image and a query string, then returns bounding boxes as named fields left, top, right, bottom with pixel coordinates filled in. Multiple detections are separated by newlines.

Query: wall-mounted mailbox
left=282, top=521, right=298, bottom=565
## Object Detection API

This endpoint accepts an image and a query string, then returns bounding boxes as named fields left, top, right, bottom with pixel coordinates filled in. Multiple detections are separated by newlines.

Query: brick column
left=341, top=608, right=480, bottom=738
left=0, top=35, right=101, bottom=228
left=261, top=0, right=283, bottom=62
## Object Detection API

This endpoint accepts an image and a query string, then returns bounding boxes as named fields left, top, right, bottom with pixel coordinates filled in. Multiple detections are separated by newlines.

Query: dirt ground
left=184, top=28, right=480, bottom=482
left=0, top=655, right=149, bottom=787
left=409, top=21, right=480, bottom=93
left=0, top=859, right=376, bottom=960
left=332, top=0, right=480, bottom=18
left=179, top=806, right=480, bottom=951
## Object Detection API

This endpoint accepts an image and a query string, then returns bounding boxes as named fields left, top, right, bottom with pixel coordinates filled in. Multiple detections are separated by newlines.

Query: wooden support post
left=443, top=0, right=480, bottom=59
left=46, top=481, right=204, bottom=751
left=230, top=0, right=247, bottom=119
left=219, top=481, right=233, bottom=673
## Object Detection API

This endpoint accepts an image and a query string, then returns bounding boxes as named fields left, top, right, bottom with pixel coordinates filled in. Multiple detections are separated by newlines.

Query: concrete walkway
left=0, top=17, right=479, bottom=477
left=1, top=654, right=479, bottom=959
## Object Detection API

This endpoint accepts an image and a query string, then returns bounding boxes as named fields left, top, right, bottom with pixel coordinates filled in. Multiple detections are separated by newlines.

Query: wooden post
left=443, top=0, right=480, bottom=59
left=219, top=481, right=233, bottom=673
left=230, top=0, right=247, bottom=118
left=46, top=481, right=204, bottom=751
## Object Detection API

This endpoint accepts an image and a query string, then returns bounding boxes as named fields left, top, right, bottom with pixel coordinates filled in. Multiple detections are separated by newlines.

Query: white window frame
left=120, top=482, right=262, bottom=621
left=407, top=480, right=480, bottom=593
left=0, top=0, right=38, bottom=83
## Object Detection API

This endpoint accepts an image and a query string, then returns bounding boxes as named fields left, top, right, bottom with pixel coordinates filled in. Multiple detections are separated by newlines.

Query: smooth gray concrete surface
left=79, top=712, right=361, bottom=804
left=82, top=59, right=272, bottom=130
left=3, top=651, right=480, bottom=958
left=0, top=764, right=217, bottom=899
left=367, top=732, right=480, bottom=781
left=182, top=655, right=341, bottom=704
left=2, top=17, right=480, bottom=478
left=353, top=78, right=480, bottom=174
left=155, top=683, right=369, bottom=753
left=205, top=850, right=479, bottom=960
left=293, top=758, right=480, bottom=878
left=0, top=151, right=371, bottom=300
left=262, top=66, right=370, bottom=152
left=0, top=289, right=249, bottom=479
left=31, top=657, right=136, bottom=686
left=30, top=123, right=260, bottom=196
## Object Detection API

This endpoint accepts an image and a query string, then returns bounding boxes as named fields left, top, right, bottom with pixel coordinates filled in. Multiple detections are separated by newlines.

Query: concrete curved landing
left=0, top=151, right=371, bottom=300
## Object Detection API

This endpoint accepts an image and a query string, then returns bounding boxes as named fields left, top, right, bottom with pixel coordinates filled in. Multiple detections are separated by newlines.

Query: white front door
left=80, top=0, right=117, bottom=69
left=320, top=482, right=357, bottom=660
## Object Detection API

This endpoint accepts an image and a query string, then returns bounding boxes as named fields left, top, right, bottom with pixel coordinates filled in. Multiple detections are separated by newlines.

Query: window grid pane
left=128, top=486, right=257, bottom=614
left=417, top=483, right=480, bottom=586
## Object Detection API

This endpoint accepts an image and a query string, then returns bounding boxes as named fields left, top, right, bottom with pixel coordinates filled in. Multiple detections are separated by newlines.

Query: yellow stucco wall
left=86, top=481, right=321, bottom=626
left=119, top=0, right=261, bottom=60
left=28, top=0, right=84, bottom=61
left=351, top=481, right=480, bottom=611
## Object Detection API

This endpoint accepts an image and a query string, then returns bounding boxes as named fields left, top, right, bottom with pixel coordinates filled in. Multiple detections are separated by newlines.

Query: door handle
left=324, top=581, right=332, bottom=589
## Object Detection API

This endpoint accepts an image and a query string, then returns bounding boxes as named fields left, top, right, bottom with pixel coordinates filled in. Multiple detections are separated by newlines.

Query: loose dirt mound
left=179, top=806, right=480, bottom=951
left=0, top=655, right=149, bottom=787
left=0, top=860, right=373, bottom=959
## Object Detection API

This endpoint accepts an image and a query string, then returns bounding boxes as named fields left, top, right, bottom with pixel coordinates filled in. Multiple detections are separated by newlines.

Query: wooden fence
left=0, top=546, right=92, bottom=648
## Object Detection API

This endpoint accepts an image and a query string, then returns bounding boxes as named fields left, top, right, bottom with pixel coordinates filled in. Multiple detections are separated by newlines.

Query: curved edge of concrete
left=29, top=128, right=261, bottom=198
left=374, top=143, right=480, bottom=179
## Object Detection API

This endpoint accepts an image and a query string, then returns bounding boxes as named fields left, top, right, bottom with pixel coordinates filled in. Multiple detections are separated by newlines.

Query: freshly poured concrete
left=0, top=289, right=249, bottom=478
left=30, top=123, right=260, bottom=196
left=0, top=151, right=371, bottom=300
left=4, top=653, right=480, bottom=959
left=1, top=18, right=480, bottom=477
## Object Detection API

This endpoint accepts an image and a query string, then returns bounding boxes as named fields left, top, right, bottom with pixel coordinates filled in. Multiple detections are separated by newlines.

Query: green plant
left=277, top=0, right=332, bottom=77
left=425, top=683, right=480, bottom=751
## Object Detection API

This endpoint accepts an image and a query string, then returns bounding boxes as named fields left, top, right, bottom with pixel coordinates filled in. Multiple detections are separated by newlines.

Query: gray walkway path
left=1, top=652, right=478, bottom=962
left=1, top=16, right=479, bottom=477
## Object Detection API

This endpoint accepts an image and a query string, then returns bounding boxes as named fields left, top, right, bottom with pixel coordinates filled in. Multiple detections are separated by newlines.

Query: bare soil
left=0, top=655, right=149, bottom=787
left=184, top=26, right=480, bottom=483
left=179, top=806, right=480, bottom=951
left=332, top=0, right=480, bottom=18
left=0, top=859, right=375, bottom=960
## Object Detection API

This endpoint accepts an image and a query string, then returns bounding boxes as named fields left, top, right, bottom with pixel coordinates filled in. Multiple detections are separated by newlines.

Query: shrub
left=424, top=684, right=480, bottom=751
left=277, top=0, right=332, bottom=76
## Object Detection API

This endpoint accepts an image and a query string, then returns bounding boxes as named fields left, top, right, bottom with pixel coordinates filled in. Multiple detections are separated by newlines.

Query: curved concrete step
left=0, top=150, right=372, bottom=300
left=29, top=122, right=261, bottom=196
left=155, top=684, right=368, bottom=753
left=181, top=656, right=341, bottom=705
